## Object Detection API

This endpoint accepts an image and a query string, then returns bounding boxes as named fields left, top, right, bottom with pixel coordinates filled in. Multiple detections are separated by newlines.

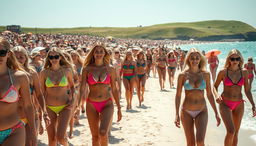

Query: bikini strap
left=8, top=69, right=14, bottom=85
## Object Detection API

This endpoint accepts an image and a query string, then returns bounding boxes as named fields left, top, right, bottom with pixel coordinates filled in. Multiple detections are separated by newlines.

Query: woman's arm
left=79, top=67, right=88, bottom=106
left=32, top=71, right=47, bottom=114
left=243, top=70, right=256, bottom=116
left=110, top=67, right=122, bottom=122
left=213, top=70, right=224, bottom=102
left=18, top=72, right=37, bottom=143
left=66, top=68, right=75, bottom=107
left=174, top=73, right=184, bottom=128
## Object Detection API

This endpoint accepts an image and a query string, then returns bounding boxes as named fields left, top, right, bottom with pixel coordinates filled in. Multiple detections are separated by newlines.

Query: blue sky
left=0, top=0, right=255, bottom=28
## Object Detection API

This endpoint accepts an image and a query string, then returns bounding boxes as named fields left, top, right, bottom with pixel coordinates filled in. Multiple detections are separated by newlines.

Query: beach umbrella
left=205, top=49, right=221, bottom=58
left=31, top=47, right=46, bottom=54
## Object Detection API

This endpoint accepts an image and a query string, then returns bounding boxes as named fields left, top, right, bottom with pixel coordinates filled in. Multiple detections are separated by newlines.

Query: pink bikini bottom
left=87, top=98, right=113, bottom=113
left=222, top=97, right=244, bottom=111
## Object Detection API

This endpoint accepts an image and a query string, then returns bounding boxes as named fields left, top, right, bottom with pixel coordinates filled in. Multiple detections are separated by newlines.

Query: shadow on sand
left=109, top=135, right=124, bottom=144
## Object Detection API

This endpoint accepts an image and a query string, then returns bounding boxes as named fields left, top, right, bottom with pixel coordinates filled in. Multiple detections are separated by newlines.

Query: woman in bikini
left=121, top=50, right=137, bottom=109
left=113, top=49, right=122, bottom=99
left=146, top=49, right=153, bottom=77
left=40, top=47, right=75, bottom=146
left=178, top=51, right=185, bottom=71
left=156, top=48, right=167, bottom=90
left=175, top=48, right=221, bottom=146
left=167, top=50, right=178, bottom=89
left=79, top=44, right=122, bottom=146
left=244, top=57, right=256, bottom=91
left=208, top=52, right=219, bottom=82
left=30, top=51, right=44, bottom=73
left=214, top=49, right=256, bottom=146
left=136, top=50, right=147, bottom=106
left=12, top=46, right=50, bottom=145
left=0, top=37, right=36, bottom=145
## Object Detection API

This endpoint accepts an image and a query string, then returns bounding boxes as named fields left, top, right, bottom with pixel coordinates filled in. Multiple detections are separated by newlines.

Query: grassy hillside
left=1, top=20, right=256, bottom=40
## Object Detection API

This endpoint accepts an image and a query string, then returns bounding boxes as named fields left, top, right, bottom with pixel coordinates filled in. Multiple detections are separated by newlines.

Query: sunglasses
left=230, top=57, right=241, bottom=62
left=248, top=59, right=253, bottom=62
left=48, top=55, right=60, bottom=60
left=0, top=50, right=8, bottom=57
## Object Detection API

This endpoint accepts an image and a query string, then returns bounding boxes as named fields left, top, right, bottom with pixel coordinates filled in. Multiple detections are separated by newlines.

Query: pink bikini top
left=224, top=70, right=244, bottom=86
left=0, top=69, right=19, bottom=103
left=87, top=73, right=111, bottom=85
left=168, top=59, right=176, bottom=63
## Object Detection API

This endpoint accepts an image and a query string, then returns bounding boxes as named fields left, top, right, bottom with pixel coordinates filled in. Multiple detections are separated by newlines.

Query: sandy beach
left=38, top=71, right=256, bottom=146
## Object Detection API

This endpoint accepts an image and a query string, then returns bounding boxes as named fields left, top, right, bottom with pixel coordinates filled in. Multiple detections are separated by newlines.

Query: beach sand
left=38, top=71, right=256, bottom=146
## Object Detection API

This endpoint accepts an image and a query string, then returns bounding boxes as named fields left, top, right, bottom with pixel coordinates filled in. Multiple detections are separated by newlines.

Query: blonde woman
left=30, top=52, right=44, bottom=73
left=244, top=57, right=256, bottom=91
left=12, top=46, right=50, bottom=145
left=175, top=48, right=221, bottom=146
left=156, top=48, right=167, bottom=90
left=0, top=37, right=36, bottom=145
left=214, top=49, right=256, bottom=146
left=136, top=50, right=147, bottom=106
left=79, top=44, right=122, bottom=146
left=40, top=48, right=75, bottom=146
left=121, top=50, right=137, bottom=110
left=167, top=51, right=178, bottom=88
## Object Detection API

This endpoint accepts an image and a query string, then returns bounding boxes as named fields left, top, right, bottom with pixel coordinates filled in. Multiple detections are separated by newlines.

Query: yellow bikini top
left=45, top=75, right=68, bottom=88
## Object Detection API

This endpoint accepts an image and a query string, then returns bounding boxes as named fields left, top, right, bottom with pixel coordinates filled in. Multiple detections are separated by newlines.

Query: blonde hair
left=136, top=50, right=146, bottom=61
left=43, top=47, right=72, bottom=69
left=224, top=49, right=244, bottom=69
left=183, top=48, right=207, bottom=72
left=12, top=46, right=30, bottom=68
left=71, top=50, right=84, bottom=66
left=0, top=37, right=22, bottom=70
left=124, top=49, right=134, bottom=61
left=83, top=43, right=110, bottom=67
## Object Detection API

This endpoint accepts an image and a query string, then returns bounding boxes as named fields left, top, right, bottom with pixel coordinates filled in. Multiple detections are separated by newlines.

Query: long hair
left=83, top=43, right=110, bottom=67
left=124, top=49, right=134, bottom=61
left=224, top=49, right=244, bottom=69
left=71, top=50, right=84, bottom=66
left=43, top=47, right=72, bottom=69
left=12, top=46, right=31, bottom=69
left=0, top=37, right=23, bottom=70
left=136, top=50, right=146, bottom=61
left=183, top=48, right=207, bottom=72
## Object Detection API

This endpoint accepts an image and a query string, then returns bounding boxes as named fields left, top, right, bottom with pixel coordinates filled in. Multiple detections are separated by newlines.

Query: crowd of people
left=0, top=31, right=256, bottom=146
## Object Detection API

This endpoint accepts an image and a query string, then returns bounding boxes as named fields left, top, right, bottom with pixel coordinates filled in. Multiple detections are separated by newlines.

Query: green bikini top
left=45, top=76, right=68, bottom=88
left=123, top=64, right=135, bottom=69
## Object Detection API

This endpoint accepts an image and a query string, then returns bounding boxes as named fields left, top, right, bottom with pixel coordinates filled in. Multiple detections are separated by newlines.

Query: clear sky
left=0, top=0, right=255, bottom=28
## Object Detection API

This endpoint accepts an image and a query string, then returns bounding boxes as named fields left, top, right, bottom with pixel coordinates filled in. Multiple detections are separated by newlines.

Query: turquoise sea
left=180, top=41, right=256, bottom=136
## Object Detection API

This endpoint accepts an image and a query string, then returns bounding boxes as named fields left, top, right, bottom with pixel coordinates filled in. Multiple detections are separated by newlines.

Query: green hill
left=1, top=20, right=256, bottom=41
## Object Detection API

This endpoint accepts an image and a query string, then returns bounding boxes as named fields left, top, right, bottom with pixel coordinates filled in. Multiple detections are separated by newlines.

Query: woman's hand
left=174, top=115, right=180, bottom=128
left=43, top=113, right=51, bottom=129
left=216, top=96, right=223, bottom=104
left=215, top=114, right=221, bottom=126
left=252, top=107, right=256, bottom=117
left=117, top=108, right=122, bottom=122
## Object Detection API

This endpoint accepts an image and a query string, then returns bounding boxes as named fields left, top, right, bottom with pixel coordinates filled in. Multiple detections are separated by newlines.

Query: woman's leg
left=57, top=108, right=72, bottom=146
left=123, top=78, right=131, bottom=109
left=194, top=109, right=208, bottom=146
left=136, top=76, right=142, bottom=106
left=181, top=109, right=196, bottom=146
left=162, top=68, right=166, bottom=89
left=86, top=102, right=100, bottom=146
left=167, top=68, right=172, bottom=88
left=99, top=101, right=114, bottom=145
left=249, top=78, right=253, bottom=91
left=157, top=67, right=163, bottom=90
left=2, top=124, right=25, bottom=146
left=219, top=103, right=236, bottom=146
left=171, top=68, right=176, bottom=87
left=141, top=75, right=147, bottom=103
left=232, top=103, right=244, bottom=146
left=46, top=108, right=58, bottom=146
left=130, top=77, right=137, bottom=109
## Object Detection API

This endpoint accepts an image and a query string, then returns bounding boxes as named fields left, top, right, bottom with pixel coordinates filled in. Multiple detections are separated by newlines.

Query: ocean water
left=180, top=41, right=256, bottom=133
